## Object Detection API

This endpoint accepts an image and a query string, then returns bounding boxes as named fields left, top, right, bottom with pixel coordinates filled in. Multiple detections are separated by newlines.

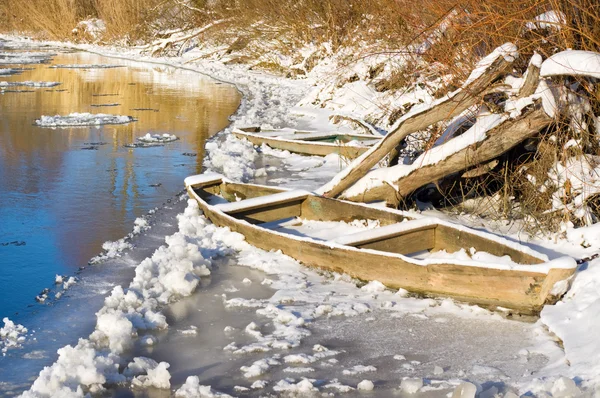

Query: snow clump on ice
left=175, top=376, right=233, bottom=397
left=21, top=200, right=246, bottom=396
left=205, top=134, right=259, bottom=182
left=0, top=317, right=28, bottom=352
left=0, top=81, right=61, bottom=88
left=35, top=113, right=135, bottom=128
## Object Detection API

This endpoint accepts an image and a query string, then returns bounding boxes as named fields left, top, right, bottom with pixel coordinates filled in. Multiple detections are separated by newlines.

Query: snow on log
left=317, top=43, right=519, bottom=199
left=540, top=50, right=600, bottom=79
left=340, top=103, right=552, bottom=206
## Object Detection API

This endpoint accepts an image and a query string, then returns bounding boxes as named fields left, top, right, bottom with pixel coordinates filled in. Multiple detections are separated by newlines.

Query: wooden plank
left=357, top=228, right=435, bottom=255
left=433, top=225, right=544, bottom=265
left=214, top=190, right=309, bottom=214
left=300, top=195, right=408, bottom=225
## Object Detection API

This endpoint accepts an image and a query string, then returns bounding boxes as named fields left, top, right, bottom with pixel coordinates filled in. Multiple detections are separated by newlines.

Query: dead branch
left=340, top=104, right=553, bottom=206
left=517, top=53, right=542, bottom=98
left=317, top=44, right=518, bottom=199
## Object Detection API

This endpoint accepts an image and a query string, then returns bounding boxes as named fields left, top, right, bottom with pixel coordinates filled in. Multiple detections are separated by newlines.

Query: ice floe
left=35, top=113, right=135, bottom=128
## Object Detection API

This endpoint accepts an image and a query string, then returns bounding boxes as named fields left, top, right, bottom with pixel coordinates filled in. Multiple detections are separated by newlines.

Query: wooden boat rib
left=185, top=173, right=577, bottom=314
left=232, top=126, right=381, bottom=158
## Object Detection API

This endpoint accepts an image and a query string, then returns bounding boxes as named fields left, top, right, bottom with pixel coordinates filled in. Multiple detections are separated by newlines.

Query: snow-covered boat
left=185, top=173, right=577, bottom=314
left=232, top=126, right=381, bottom=158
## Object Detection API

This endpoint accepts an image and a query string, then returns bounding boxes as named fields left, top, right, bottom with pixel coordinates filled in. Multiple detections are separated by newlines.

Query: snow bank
left=35, top=113, right=135, bottom=128
left=540, top=50, right=600, bottom=79
left=541, top=257, right=600, bottom=382
left=205, top=135, right=259, bottom=182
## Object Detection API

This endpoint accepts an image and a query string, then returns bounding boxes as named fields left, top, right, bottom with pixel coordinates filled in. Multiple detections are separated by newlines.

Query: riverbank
left=1, top=35, right=600, bottom=398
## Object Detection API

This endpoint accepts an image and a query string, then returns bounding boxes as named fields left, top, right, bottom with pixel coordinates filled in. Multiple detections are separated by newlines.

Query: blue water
left=0, top=46, right=240, bottom=320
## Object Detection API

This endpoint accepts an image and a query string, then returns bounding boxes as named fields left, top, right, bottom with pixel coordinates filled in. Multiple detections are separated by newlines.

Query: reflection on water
left=0, top=51, right=241, bottom=318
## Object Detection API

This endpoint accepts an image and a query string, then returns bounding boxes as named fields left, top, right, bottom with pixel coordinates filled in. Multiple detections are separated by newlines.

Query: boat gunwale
left=232, top=128, right=381, bottom=147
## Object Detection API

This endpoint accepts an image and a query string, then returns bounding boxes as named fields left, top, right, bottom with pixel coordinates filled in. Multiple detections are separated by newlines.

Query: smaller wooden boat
left=185, top=173, right=577, bottom=314
left=232, top=126, right=381, bottom=158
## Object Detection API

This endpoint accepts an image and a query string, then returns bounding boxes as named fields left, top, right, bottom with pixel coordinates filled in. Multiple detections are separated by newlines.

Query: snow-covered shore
left=2, top=35, right=600, bottom=397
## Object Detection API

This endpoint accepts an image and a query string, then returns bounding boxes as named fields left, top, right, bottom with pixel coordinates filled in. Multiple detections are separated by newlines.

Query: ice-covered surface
left=0, top=81, right=61, bottom=88
left=0, top=68, right=26, bottom=76
left=124, top=133, right=179, bottom=148
left=35, top=112, right=136, bottom=127
left=526, top=10, right=566, bottom=30
left=540, top=50, right=600, bottom=79
left=50, top=64, right=123, bottom=69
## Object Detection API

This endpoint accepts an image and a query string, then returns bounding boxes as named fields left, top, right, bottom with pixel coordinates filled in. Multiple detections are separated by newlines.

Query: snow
left=400, top=377, right=423, bottom=394
left=35, top=113, right=135, bottom=128
left=204, top=135, right=259, bottom=182
left=131, top=361, right=171, bottom=389
left=526, top=11, right=566, bottom=30
left=540, top=256, right=600, bottom=382
left=73, top=19, right=106, bottom=41
left=214, top=189, right=310, bottom=213
left=50, top=64, right=123, bottom=69
left=452, top=382, right=477, bottom=398
left=342, top=364, right=377, bottom=375
left=137, top=133, right=178, bottom=143
left=463, top=43, right=518, bottom=86
left=0, top=81, right=60, bottom=88
left=357, top=380, right=374, bottom=391
left=125, top=133, right=179, bottom=147
left=540, top=50, right=600, bottom=79
left=3, top=34, right=599, bottom=398
left=175, top=376, right=233, bottom=397
left=1, top=318, right=28, bottom=353
left=20, top=201, right=243, bottom=396
left=0, top=68, right=24, bottom=75
left=341, top=114, right=507, bottom=197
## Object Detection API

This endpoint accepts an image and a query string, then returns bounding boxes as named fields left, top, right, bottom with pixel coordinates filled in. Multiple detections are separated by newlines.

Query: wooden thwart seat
left=330, top=218, right=436, bottom=247
left=214, top=189, right=311, bottom=214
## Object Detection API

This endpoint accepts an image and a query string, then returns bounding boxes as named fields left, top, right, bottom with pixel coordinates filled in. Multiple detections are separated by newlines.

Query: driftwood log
left=340, top=103, right=553, bottom=206
left=318, top=49, right=517, bottom=198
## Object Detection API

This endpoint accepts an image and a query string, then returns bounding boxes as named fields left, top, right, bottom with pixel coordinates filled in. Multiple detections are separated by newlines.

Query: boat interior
left=192, top=179, right=544, bottom=265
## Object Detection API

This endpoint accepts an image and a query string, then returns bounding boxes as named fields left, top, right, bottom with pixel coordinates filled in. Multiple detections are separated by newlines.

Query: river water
left=0, top=47, right=241, bottom=319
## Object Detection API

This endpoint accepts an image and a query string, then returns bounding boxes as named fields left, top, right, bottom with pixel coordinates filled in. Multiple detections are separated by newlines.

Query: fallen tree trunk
left=317, top=44, right=519, bottom=198
left=340, top=104, right=553, bottom=206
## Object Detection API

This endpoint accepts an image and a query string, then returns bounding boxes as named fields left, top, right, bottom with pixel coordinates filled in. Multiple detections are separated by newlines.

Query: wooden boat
left=232, top=126, right=381, bottom=158
left=185, top=173, right=577, bottom=314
